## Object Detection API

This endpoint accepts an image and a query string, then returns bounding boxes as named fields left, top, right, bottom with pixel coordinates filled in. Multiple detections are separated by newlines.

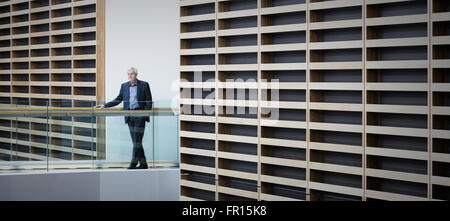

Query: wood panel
left=0, top=0, right=105, bottom=162
left=179, top=0, right=450, bottom=201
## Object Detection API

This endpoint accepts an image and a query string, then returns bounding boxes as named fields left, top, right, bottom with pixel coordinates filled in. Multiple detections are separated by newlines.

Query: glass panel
left=0, top=100, right=49, bottom=173
left=0, top=102, right=18, bottom=171
left=47, top=99, right=96, bottom=171
left=95, top=113, right=154, bottom=169
left=95, top=101, right=149, bottom=169
left=153, top=100, right=179, bottom=168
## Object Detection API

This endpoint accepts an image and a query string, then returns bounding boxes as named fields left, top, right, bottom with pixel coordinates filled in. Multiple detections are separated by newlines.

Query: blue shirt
left=129, top=81, right=139, bottom=109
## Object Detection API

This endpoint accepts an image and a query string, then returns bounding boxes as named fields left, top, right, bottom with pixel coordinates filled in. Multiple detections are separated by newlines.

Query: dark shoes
left=136, top=164, right=148, bottom=169
left=127, top=163, right=148, bottom=170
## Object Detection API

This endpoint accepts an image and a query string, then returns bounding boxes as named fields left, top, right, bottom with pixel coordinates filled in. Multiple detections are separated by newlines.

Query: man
left=95, top=67, right=153, bottom=169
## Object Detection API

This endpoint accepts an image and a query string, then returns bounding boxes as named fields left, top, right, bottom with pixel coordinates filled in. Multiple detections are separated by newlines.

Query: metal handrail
left=0, top=107, right=179, bottom=117
left=0, top=160, right=179, bottom=172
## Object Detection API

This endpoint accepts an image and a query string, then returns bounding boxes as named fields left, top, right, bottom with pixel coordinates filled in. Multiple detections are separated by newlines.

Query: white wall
left=0, top=169, right=180, bottom=201
left=104, top=0, right=180, bottom=161
left=105, top=0, right=179, bottom=103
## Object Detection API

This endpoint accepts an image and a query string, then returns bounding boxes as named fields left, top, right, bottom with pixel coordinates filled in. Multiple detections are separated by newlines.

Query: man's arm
left=96, top=84, right=124, bottom=108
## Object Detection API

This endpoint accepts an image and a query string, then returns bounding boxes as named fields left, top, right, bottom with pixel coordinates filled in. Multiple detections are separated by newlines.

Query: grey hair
left=128, top=67, right=138, bottom=75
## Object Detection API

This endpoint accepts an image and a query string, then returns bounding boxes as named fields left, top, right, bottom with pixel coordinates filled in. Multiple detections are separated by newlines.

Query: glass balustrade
left=0, top=100, right=179, bottom=173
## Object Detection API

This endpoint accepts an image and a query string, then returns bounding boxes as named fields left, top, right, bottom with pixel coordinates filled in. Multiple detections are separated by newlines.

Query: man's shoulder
left=120, top=80, right=148, bottom=87
left=138, top=80, right=149, bottom=86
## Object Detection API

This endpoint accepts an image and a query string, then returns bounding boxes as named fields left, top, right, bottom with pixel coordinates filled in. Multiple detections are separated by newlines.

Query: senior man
left=95, top=67, right=153, bottom=169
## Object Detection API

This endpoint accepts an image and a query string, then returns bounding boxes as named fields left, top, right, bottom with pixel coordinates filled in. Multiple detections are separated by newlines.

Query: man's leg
left=128, top=116, right=138, bottom=168
left=135, top=117, right=147, bottom=168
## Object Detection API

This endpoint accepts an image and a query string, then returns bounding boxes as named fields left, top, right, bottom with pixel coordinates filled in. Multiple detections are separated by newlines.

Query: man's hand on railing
left=94, top=105, right=105, bottom=109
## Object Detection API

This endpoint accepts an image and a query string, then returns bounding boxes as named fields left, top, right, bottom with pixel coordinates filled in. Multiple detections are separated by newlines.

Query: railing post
left=152, top=105, right=155, bottom=168
left=46, top=101, right=49, bottom=172
left=91, top=104, right=95, bottom=169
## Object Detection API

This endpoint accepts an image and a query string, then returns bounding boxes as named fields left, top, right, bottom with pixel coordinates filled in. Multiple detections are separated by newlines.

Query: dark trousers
left=128, top=116, right=147, bottom=166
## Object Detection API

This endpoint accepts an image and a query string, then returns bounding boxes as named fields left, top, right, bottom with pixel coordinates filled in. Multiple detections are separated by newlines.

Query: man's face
left=128, top=71, right=137, bottom=82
